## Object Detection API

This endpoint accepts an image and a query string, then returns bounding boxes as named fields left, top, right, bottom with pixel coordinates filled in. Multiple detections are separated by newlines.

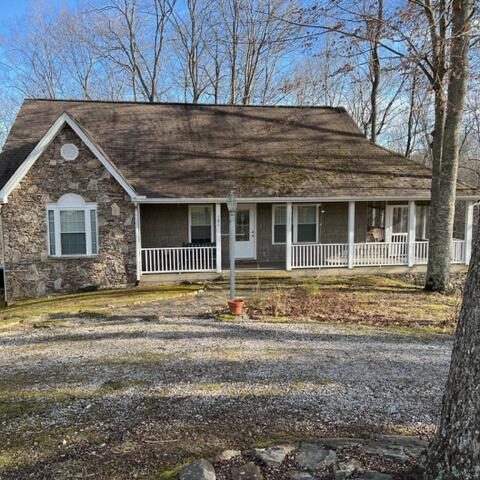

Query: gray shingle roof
left=0, top=98, right=476, bottom=199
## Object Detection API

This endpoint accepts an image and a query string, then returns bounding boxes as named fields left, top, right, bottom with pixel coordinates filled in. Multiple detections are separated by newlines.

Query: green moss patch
left=0, top=284, right=202, bottom=328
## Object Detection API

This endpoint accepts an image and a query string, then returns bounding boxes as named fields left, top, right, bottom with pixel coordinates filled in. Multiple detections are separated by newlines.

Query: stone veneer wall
left=1, top=125, right=137, bottom=302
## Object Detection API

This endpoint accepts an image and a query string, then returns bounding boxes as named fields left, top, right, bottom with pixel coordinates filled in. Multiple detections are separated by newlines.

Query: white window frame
left=46, top=193, right=98, bottom=257
left=272, top=204, right=287, bottom=245
left=188, top=205, right=214, bottom=243
left=293, top=204, right=319, bottom=244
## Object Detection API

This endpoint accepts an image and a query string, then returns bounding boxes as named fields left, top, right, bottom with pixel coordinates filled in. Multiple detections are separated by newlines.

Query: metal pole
left=229, top=209, right=236, bottom=299
left=227, top=191, right=237, bottom=300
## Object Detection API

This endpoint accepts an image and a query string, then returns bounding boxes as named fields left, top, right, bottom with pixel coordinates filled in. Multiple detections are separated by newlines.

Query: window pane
left=297, top=206, right=316, bottom=224
left=60, top=210, right=85, bottom=233
left=48, top=210, right=56, bottom=255
left=274, top=225, right=286, bottom=243
left=274, top=206, right=286, bottom=225
left=191, top=226, right=212, bottom=243
left=191, top=206, right=211, bottom=226
left=61, top=233, right=87, bottom=255
left=298, top=224, right=316, bottom=243
left=90, top=210, right=98, bottom=254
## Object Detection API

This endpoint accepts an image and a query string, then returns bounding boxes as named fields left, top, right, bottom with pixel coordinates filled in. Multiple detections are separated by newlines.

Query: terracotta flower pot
left=227, top=298, right=245, bottom=316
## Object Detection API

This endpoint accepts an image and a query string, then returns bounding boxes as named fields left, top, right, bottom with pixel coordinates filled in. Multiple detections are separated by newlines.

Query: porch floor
left=139, top=263, right=467, bottom=284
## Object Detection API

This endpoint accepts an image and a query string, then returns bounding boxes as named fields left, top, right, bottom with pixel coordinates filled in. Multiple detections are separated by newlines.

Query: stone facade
left=1, top=125, right=137, bottom=302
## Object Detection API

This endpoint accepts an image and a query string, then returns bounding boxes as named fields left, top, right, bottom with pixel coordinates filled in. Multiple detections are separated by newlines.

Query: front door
left=385, top=205, right=408, bottom=243
left=235, top=204, right=256, bottom=259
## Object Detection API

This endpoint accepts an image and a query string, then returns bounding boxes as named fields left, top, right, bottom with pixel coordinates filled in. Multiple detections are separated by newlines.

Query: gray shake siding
left=139, top=202, right=370, bottom=267
left=1, top=126, right=137, bottom=302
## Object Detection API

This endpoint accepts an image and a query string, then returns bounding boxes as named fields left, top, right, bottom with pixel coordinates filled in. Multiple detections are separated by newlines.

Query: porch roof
left=0, top=99, right=477, bottom=200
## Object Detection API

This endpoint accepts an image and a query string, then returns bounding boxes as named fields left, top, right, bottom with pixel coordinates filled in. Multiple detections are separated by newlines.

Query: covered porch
left=137, top=199, right=474, bottom=277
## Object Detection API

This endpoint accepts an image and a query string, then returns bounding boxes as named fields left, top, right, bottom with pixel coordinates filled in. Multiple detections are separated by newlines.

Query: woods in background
left=0, top=0, right=478, bottom=290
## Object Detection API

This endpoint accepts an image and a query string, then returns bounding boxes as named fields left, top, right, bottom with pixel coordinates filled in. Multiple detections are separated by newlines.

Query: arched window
left=46, top=194, right=98, bottom=257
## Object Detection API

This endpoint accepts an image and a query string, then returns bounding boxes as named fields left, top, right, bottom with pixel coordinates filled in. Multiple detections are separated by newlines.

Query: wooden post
left=134, top=203, right=142, bottom=282
left=215, top=203, right=222, bottom=273
left=286, top=202, right=292, bottom=271
left=408, top=200, right=416, bottom=267
left=348, top=201, right=355, bottom=269
left=465, top=200, right=474, bottom=265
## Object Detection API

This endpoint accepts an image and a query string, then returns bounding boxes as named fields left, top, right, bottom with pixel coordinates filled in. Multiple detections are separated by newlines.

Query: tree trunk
left=424, top=2, right=476, bottom=474
left=369, top=0, right=383, bottom=143
left=425, top=0, right=472, bottom=292
left=424, top=219, right=480, bottom=479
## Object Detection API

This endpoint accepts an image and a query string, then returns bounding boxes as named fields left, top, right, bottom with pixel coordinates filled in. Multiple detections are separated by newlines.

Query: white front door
left=235, top=204, right=256, bottom=259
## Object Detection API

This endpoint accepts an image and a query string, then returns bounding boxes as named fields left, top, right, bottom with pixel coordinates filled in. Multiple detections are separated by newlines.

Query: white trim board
left=0, top=112, right=138, bottom=203
left=137, top=195, right=479, bottom=204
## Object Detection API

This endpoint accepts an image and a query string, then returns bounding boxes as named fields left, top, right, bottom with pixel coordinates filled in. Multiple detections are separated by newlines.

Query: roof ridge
left=24, top=97, right=347, bottom=111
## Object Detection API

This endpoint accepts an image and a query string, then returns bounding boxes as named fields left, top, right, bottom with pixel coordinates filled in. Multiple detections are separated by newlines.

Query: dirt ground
left=0, top=276, right=456, bottom=479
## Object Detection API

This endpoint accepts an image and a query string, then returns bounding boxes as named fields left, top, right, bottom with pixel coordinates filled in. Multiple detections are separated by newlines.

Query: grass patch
left=0, top=284, right=202, bottom=328
left=245, top=275, right=460, bottom=333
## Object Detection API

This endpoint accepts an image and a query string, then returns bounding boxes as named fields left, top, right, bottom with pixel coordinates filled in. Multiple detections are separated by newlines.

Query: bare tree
left=91, top=0, right=176, bottom=102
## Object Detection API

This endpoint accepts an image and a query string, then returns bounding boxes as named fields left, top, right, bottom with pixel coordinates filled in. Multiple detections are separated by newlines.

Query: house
left=0, top=99, right=476, bottom=303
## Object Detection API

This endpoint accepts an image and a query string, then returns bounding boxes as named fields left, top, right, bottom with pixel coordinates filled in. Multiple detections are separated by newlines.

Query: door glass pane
left=392, top=207, right=408, bottom=233
left=236, top=209, right=250, bottom=241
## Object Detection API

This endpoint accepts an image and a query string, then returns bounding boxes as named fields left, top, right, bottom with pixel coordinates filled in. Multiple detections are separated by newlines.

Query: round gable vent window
left=60, top=143, right=79, bottom=161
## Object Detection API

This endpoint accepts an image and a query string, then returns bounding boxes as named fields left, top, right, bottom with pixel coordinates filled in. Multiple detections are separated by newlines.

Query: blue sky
left=0, top=0, right=78, bottom=32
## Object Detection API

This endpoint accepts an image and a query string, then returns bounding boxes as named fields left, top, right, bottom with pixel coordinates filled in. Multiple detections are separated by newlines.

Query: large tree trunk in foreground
left=424, top=222, right=480, bottom=479
left=425, top=0, right=472, bottom=292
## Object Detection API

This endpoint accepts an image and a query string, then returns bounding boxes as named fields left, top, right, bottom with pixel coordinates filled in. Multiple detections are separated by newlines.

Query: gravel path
left=0, top=293, right=452, bottom=479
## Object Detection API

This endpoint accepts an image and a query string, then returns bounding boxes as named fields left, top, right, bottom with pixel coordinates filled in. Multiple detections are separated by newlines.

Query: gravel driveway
left=0, top=295, right=452, bottom=479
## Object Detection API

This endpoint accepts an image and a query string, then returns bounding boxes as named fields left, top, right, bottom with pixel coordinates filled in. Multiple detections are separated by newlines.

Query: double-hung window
left=189, top=205, right=213, bottom=243
left=294, top=205, right=318, bottom=243
left=272, top=205, right=287, bottom=244
left=47, top=194, right=98, bottom=257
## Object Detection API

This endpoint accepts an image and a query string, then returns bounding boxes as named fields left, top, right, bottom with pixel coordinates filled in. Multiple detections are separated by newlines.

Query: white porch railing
left=292, top=243, right=348, bottom=268
left=291, top=240, right=466, bottom=269
left=353, top=242, right=407, bottom=267
left=141, top=246, right=216, bottom=273
left=391, top=233, right=408, bottom=243
left=452, top=239, right=465, bottom=264
left=414, top=241, right=429, bottom=264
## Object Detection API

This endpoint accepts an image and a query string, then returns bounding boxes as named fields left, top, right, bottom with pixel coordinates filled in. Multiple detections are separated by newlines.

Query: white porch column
left=408, top=200, right=416, bottom=267
left=215, top=203, right=222, bottom=273
left=348, top=201, right=355, bottom=269
left=134, top=203, right=142, bottom=282
left=286, top=202, right=293, bottom=271
left=465, top=200, right=474, bottom=265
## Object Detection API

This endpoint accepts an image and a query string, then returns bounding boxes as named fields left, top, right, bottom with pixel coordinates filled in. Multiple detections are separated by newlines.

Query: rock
left=334, top=459, right=362, bottom=479
left=288, top=471, right=315, bottom=480
left=53, top=278, right=62, bottom=290
left=231, top=462, right=263, bottom=480
left=375, top=435, right=427, bottom=458
left=296, top=443, right=336, bottom=470
left=111, top=203, right=120, bottom=216
left=214, top=449, right=241, bottom=462
left=363, top=443, right=409, bottom=464
left=320, top=438, right=364, bottom=450
left=253, top=444, right=295, bottom=467
left=356, top=473, right=393, bottom=480
left=180, top=459, right=216, bottom=480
